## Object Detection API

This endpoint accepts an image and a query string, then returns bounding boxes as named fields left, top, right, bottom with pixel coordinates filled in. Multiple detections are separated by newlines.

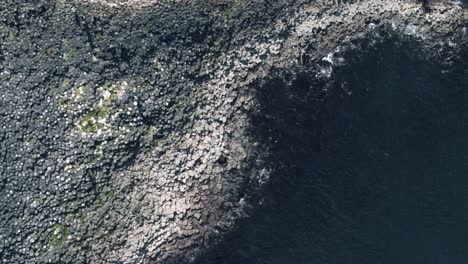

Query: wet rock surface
left=0, top=0, right=466, bottom=263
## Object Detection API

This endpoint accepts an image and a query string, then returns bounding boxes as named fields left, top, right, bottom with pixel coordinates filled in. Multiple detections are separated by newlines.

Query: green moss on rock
left=79, top=105, right=109, bottom=133
left=49, top=224, right=69, bottom=248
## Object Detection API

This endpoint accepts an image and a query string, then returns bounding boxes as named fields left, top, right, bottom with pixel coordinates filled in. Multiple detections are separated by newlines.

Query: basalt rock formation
left=0, top=0, right=467, bottom=263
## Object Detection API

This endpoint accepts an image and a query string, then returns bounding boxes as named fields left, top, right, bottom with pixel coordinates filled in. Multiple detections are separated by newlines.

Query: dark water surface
left=196, top=41, right=468, bottom=264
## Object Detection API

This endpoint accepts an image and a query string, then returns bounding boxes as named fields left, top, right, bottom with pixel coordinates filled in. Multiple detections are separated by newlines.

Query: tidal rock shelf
left=0, top=0, right=466, bottom=263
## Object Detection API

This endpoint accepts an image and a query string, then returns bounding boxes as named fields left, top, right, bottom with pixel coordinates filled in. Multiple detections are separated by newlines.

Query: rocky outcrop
left=0, top=0, right=466, bottom=263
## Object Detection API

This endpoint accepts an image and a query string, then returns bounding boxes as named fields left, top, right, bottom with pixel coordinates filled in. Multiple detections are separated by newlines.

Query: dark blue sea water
left=196, top=42, right=468, bottom=264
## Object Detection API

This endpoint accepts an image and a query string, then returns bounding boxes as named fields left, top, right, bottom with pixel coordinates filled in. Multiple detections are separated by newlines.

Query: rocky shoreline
left=0, top=0, right=466, bottom=263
